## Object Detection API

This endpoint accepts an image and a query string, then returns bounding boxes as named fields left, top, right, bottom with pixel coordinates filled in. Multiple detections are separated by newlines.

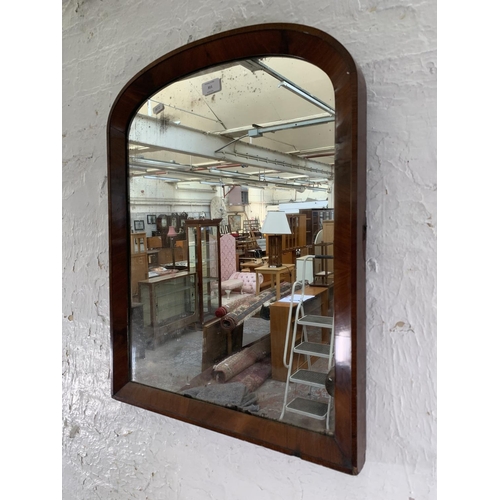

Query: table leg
left=255, top=272, right=260, bottom=295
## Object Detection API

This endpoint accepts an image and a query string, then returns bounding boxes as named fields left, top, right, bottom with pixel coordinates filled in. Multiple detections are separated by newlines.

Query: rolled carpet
left=214, top=294, right=250, bottom=317
left=180, top=354, right=271, bottom=394
left=213, top=336, right=271, bottom=383
left=219, top=282, right=297, bottom=331
left=230, top=355, right=272, bottom=392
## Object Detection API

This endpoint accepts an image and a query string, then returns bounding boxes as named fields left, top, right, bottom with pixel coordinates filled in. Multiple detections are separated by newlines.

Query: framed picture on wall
left=134, top=220, right=145, bottom=231
left=228, top=214, right=241, bottom=231
left=147, top=215, right=156, bottom=224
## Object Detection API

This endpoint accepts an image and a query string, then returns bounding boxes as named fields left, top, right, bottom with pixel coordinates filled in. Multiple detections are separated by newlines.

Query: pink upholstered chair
left=219, top=234, right=264, bottom=298
left=230, top=271, right=264, bottom=294
left=220, top=234, right=244, bottom=299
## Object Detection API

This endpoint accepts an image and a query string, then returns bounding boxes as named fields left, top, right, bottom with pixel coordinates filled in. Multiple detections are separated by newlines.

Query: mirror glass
left=127, top=56, right=337, bottom=434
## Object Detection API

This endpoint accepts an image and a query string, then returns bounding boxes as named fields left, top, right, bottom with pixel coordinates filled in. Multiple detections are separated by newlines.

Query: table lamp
left=167, top=225, right=177, bottom=266
left=261, top=211, right=291, bottom=267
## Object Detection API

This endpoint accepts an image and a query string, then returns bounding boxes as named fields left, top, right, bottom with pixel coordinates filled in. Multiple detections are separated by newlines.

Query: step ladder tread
left=290, top=369, right=327, bottom=387
left=293, top=341, right=330, bottom=357
left=297, top=314, right=334, bottom=328
left=286, top=397, right=329, bottom=419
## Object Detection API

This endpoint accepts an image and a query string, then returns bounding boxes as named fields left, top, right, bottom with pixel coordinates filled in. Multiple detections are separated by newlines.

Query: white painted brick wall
left=62, top=1, right=437, bottom=498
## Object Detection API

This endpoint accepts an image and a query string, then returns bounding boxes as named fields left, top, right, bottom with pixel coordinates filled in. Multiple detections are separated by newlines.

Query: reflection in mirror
left=127, top=57, right=337, bottom=434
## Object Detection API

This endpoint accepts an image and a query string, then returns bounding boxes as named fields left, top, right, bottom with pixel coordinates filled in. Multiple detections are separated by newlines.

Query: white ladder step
left=285, top=397, right=329, bottom=420
left=293, top=341, right=330, bottom=358
left=290, top=369, right=327, bottom=388
left=297, top=314, right=334, bottom=328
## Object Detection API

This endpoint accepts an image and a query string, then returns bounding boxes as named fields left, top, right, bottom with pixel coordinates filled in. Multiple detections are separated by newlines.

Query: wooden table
left=254, top=264, right=295, bottom=300
left=269, top=285, right=329, bottom=381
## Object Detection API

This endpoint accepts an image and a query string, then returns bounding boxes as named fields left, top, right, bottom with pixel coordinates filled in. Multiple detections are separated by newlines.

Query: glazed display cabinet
left=138, top=271, right=197, bottom=348
left=186, top=219, right=222, bottom=324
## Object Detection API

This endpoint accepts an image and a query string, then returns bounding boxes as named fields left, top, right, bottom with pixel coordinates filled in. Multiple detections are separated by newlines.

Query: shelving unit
left=311, top=219, right=334, bottom=287
left=242, top=218, right=260, bottom=233
left=299, top=208, right=335, bottom=249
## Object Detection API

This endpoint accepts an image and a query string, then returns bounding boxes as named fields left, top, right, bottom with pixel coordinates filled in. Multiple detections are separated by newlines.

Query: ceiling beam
left=211, top=113, right=334, bottom=138
left=129, top=115, right=333, bottom=179
left=129, top=158, right=330, bottom=192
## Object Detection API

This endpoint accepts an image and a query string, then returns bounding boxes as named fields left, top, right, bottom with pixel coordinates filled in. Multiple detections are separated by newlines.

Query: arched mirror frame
left=107, top=23, right=366, bottom=474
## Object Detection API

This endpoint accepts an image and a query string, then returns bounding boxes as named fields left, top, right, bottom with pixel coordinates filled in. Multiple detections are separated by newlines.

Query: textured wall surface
left=62, top=1, right=437, bottom=498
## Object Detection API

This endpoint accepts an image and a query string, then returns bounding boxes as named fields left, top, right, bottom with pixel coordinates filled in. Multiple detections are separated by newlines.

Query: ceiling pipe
left=240, top=59, right=335, bottom=116
left=130, top=159, right=330, bottom=192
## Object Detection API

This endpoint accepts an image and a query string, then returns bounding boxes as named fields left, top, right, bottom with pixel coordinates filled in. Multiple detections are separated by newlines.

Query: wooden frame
left=107, top=23, right=366, bottom=474
left=133, top=220, right=145, bottom=231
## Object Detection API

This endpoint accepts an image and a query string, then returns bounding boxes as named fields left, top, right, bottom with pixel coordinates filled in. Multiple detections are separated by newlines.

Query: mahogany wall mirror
left=107, top=23, right=366, bottom=474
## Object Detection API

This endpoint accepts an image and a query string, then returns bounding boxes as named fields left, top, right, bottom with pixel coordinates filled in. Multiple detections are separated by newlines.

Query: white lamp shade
left=261, top=211, right=291, bottom=235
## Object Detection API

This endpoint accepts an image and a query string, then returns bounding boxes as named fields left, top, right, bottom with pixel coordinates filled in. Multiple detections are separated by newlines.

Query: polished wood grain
left=107, top=23, right=366, bottom=474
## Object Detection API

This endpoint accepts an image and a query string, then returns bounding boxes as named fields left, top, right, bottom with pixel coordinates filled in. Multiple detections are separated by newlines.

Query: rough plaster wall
left=62, top=0, right=436, bottom=498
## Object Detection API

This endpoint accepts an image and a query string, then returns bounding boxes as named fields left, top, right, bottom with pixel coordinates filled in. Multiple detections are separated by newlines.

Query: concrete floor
left=132, top=292, right=334, bottom=434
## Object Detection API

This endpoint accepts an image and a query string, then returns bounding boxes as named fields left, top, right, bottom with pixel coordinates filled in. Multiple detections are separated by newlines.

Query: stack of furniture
left=242, top=218, right=260, bottom=233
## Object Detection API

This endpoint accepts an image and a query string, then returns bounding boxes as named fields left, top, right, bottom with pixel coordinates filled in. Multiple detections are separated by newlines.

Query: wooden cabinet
left=266, top=213, right=307, bottom=265
left=186, top=219, right=222, bottom=324
left=299, top=208, right=335, bottom=248
left=130, top=232, right=148, bottom=298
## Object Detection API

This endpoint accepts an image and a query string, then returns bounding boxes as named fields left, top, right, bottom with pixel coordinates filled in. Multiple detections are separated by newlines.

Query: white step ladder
left=279, top=255, right=335, bottom=430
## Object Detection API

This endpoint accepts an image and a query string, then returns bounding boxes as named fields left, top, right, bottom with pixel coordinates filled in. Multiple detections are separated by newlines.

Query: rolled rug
left=220, top=282, right=298, bottom=331
left=214, top=294, right=250, bottom=317
left=230, top=355, right=272, bottom=392
left=213, top=336, right=271, bottom=383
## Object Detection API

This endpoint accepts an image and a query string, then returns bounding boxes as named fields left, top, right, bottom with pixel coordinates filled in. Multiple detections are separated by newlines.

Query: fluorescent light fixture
left=144, top=175, right=180, bottom=182
left=200, top=180, right=224, bottom=186
left=278, top=81, right=335, bottom=116
left=209, top=168, right=251, bottom=177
